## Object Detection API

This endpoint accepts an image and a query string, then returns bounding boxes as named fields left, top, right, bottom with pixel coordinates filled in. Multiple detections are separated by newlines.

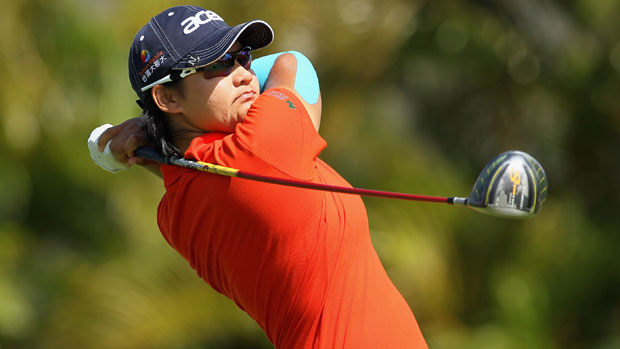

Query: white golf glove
left=87, top=124, right=129, bottom=173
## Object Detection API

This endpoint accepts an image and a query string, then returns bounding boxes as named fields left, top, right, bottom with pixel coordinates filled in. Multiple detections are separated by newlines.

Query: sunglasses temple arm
left=140, top=75, right=173, bottom=92
left=140, top=68, right=197, bottom=92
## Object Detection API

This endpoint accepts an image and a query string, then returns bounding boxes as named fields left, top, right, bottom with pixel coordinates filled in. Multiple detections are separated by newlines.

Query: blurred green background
left=1, top=0, right=619, bottom=348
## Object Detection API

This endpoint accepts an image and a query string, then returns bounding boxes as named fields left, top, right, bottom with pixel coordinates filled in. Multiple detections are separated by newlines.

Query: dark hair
left=139, top=81, right=183, bottom=157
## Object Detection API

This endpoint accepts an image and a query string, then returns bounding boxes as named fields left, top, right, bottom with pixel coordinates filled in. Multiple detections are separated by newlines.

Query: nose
left=231, top=61, right=253, bottom=86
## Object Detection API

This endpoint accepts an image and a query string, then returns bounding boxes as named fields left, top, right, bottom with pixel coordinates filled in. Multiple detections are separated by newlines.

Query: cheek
left=207, top=78, right=231, bottom=99
left=250, top=78, right=260, bottom=92
left=196, top=84, right=231, bottom=114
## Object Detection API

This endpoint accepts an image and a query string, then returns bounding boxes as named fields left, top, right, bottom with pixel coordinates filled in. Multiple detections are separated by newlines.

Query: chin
left=237, top=106, right=251, bottom=122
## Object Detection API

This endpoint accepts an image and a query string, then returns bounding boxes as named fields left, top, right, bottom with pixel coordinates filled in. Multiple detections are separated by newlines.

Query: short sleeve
left=233, top=88, right=326, bottom=179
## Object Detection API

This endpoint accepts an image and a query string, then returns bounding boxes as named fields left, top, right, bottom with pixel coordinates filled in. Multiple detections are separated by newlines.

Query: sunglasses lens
left=202, top=54, right=234, bottom=78
left=201, top=47, right=253, bottom=79
left=238, top=48, right=252, bottom=69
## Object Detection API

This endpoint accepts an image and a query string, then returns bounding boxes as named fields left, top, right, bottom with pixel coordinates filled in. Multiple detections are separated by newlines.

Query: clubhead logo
left=141, top=50, right=151, bottom=63
left=509, top=168, right=521, bottom=196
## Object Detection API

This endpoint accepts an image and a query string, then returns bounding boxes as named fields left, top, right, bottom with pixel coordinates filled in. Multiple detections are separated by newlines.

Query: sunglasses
left=141, top=46, right=253, bottom=92
left=198, top=46, right=253, bottom=79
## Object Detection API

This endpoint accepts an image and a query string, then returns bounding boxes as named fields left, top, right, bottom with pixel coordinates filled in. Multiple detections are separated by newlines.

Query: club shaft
left=239, top=171, right=451, bottom=203
left=136, top=147, right=458, bottom=204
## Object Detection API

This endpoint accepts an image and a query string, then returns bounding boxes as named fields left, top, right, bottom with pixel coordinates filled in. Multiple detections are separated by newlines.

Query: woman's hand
left=96, top=118, right=151, bottom=166
left=88, top=118, right=161, bottom=177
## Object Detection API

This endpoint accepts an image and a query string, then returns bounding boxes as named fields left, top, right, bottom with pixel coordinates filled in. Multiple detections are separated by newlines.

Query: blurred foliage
left=0, top=0, right=619, bottom=348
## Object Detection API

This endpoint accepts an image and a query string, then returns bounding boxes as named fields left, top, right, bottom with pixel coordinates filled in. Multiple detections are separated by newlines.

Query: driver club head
left=466, top=151, right=548, bottom=218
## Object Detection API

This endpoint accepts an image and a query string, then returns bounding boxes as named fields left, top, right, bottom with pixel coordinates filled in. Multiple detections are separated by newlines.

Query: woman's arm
left=253, top=52, right=322, bottom=131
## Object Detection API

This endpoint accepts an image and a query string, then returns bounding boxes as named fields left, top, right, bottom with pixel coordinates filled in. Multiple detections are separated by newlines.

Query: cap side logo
left=140, top=50, right=151, bottom=63
left=181, top=10, right=224, bottom=35
left=139, top=51, right=166, bottom=83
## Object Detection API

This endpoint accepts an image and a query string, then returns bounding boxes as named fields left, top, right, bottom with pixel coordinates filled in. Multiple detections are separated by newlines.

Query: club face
left=467, top=151, right=548, bottom=218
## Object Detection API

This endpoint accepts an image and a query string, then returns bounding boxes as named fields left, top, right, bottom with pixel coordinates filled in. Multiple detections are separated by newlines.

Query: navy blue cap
left=128, top=5, right=273, bottom=102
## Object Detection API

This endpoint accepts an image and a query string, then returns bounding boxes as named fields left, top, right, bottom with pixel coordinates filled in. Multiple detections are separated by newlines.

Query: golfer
left=94, top=5, right=427, bottom=348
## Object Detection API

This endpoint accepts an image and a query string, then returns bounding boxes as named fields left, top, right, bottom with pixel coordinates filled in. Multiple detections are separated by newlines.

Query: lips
left=238, top=90, right=257, bottom=101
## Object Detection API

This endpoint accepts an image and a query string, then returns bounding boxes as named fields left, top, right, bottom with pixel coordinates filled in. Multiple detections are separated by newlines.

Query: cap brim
left=173, top=20, right=273, bottom=69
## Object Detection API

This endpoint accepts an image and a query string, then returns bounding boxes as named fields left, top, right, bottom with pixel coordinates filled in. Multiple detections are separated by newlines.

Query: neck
left=164, top=113, right=204, bottom=154
left=171, top=129, right=204, bottom=154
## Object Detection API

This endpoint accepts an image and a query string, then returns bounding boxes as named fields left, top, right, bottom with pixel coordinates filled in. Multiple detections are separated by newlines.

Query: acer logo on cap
left=181, top=10, right=224, bottom=34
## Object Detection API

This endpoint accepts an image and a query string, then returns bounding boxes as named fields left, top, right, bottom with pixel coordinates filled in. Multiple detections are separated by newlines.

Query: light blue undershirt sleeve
left=250, top=51, right=320, bottom=104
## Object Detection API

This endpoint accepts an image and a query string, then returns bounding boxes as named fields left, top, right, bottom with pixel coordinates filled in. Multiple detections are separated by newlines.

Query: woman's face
left=174, top=42, right=260, bottom=134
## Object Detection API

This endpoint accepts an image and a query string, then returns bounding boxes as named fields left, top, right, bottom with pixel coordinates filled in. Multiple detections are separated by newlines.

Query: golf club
left=135, top=148, right=548, bottom=218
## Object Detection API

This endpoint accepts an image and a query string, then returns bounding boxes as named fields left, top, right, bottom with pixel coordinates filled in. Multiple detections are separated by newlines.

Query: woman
left=93, top=5, right=427, bottom=348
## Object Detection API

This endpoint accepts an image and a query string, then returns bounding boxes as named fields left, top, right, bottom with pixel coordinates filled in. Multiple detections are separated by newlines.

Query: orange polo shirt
left=157, top=88, right=427, bottom=348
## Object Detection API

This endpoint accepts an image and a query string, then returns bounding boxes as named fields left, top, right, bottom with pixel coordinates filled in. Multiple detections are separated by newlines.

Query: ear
left=152, top=85, right=182, bottom=114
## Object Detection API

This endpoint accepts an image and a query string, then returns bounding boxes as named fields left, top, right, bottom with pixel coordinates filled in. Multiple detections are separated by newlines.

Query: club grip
left=135, top=147, right=169, bottom=164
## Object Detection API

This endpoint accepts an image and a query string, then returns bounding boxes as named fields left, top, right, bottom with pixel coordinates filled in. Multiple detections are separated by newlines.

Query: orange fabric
left=157, top=88, right=427, bottom=348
